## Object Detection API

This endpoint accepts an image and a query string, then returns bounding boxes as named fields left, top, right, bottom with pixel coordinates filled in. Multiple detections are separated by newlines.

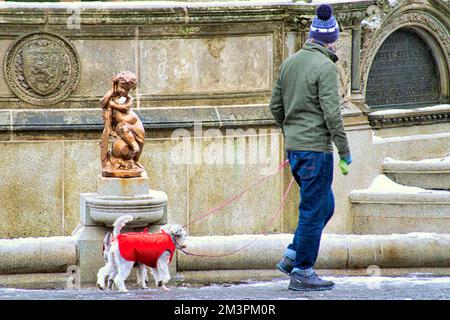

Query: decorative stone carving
left=361, top=5, right=384, bottom=31
left=204, top=38, right=226, bottom=59
left=375, top=0, right=398, bottom=13
left=334, top=31, right=352, bottom=111
left=285, top=14, right=312, bottom=32
left=360, top=1, right=405, bottom=68
left=335, top=10, right=366, bottom=28
left=368, top=106, right=450, bottom=129
left=4, top=32, right=80, bottom=106
left=360, top=11, right=450, bottom=97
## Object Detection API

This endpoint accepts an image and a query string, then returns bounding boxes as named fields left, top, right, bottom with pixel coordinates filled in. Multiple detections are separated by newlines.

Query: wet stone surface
left=0, top=276, right=449, bottom=300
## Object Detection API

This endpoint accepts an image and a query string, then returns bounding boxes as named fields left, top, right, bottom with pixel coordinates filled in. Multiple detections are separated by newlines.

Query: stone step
left=349, top=175, right=450, bottom=235
left=383, top=157, right=450, bottom=190
left=178, top=232, right=450, bottom=271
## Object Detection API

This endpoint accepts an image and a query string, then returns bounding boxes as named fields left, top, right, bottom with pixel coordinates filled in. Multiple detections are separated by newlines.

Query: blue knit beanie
left=308, top=4, right=340, bottom=44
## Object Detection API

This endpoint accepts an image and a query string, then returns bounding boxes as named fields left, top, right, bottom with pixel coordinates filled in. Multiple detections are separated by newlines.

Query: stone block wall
left=0, top=0, right=448, bottom=238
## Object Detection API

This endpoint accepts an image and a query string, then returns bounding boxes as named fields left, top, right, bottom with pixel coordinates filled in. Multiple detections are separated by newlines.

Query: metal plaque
left=366, top=29, right=441, bottom=108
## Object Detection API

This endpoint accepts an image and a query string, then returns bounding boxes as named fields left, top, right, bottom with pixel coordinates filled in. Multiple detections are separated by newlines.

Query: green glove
left=339, top=159, right=350, bottom=175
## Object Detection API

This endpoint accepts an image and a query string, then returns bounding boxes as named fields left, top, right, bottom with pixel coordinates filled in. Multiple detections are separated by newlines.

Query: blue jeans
left=285, top=150, right=335, bottom=273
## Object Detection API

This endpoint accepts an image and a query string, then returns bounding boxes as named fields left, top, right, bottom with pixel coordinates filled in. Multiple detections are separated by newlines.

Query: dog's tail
left=102, top=232, right=112, bottom=263
left=113, top=215, right=134, bottom=237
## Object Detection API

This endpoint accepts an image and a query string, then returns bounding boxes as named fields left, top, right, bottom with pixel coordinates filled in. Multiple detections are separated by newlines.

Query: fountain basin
left=80, top=175, right=167, bottom=227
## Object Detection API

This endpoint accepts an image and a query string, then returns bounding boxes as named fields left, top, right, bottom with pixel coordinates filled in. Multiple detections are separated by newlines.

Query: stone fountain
left=74, top=71, right=168, bottom=284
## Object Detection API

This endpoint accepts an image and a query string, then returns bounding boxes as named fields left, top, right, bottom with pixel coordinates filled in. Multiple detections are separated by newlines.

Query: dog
left=96, top=215, right=187, bottom=292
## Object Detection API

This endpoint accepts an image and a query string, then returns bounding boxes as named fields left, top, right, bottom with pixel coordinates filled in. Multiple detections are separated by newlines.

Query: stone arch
left=360, top=5, right=449, bottom=110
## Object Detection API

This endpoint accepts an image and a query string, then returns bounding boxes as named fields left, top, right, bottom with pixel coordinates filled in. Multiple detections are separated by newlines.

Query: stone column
left=351, top=27, right=361, bottom=93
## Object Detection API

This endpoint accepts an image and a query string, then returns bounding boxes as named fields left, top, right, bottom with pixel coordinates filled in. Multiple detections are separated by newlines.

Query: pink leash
left=180, top=160, right=294, bottom=258
left=183, top=159, right=290, bottom=228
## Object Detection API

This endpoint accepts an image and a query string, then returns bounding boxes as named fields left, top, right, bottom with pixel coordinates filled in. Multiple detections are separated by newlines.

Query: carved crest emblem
left=4, top=32, right=80, bottom=105
left=22, top=41, right=65, bottom=96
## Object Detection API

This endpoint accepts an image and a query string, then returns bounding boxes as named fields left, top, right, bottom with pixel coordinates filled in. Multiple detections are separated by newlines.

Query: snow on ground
left=326, top=276, right=450, bottom=285
left=0, top=276, right=449, bottom=300
left=229, top=276, right=450, bottom=288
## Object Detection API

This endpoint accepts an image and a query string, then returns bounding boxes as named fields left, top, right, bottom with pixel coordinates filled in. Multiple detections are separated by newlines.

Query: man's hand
left=339, top=155, right=352, bottom=175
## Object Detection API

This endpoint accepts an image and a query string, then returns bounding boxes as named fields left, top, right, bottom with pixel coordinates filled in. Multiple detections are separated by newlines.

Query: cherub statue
left=100, top=71, right=146, bottom=178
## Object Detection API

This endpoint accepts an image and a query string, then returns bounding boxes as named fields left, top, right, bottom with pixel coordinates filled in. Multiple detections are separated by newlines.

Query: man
left=269, top=4, right=352, bottom=291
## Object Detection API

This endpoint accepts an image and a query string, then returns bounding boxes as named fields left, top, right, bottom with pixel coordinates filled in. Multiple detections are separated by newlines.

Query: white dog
left=96, top=215, right=187, bottom=292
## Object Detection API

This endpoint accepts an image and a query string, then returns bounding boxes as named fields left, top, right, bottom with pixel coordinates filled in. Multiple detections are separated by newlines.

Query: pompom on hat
left=308, top=4, right=340, bottom=44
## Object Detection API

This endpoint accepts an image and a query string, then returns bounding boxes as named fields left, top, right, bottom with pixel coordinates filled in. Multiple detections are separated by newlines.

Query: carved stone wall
left=4, top=32, right=80, bottom=106
left=0, top=1, right=377, bottom=142
left=0, top=1, right=448, bottom=238
left=359, top=0, right=450, bottom=112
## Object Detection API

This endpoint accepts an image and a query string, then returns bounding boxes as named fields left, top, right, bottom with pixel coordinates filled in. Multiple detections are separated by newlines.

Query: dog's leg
left=107, top=274, right=115, bottom=290
left=114, top=256, right=134, bottom=293
left=97, top=249, right=115, bottom=290
left=97, top=232, right=114, bottom=290
left=111, top=244, right=133, bottom=293
left=150, top=267, right=160, bottom=288
left=96, top=265, right=109, bottom=290
left=107, top=262, right=117, bottom=290
left=135, top=263, right=141, bottom=285
left=105, top=249, right=117, bottom=290
left=156, top=250, right=172, bottom=292
left=137, top=263, right=148, bottom=289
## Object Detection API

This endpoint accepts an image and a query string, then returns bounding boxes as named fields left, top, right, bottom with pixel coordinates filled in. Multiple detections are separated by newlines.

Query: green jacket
left=269, top=41, right=350, bottom=158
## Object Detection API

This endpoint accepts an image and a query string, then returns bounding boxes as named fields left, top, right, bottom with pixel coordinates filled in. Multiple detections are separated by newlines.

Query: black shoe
left=288, top=272, right=335, bottom=291
left=276, top=256, right=294, bottom=275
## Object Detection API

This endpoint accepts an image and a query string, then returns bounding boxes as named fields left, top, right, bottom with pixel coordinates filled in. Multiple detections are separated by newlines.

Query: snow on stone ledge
left=348, top=174, right=450, bottom=203
left=385, top=156, right=450, bottom=164
left=369, top=104, right=450, bottom=117
left=383, top=156, right=450, bottom=171
left=365, top=174, right=426, bottom=194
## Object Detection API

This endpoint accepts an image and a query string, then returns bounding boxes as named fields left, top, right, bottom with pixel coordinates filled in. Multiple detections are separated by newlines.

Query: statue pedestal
left=82, top=175, right=167, bottom=227
left=74, top=175, right=168, bottom=284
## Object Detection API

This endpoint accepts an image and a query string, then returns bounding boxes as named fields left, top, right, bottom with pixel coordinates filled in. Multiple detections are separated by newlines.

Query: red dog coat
left=116, top=230, right=175, bottom=268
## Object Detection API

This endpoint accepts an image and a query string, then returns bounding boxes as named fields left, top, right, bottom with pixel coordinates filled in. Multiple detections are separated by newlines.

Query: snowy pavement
left=0, top=276, right=449, bottom=300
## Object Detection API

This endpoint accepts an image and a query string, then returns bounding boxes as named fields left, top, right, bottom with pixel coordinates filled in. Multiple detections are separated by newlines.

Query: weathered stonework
left=138, top=36, right=273, bottom=96
left=360, top=0, right=450, bottom=109
left=369, top=104, right=450, bottom=129
left=4, top=32, right=80, bottom=106
left=334, top=30, right=353, bottom=109
left=0, top=0, right=448, bottom=240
